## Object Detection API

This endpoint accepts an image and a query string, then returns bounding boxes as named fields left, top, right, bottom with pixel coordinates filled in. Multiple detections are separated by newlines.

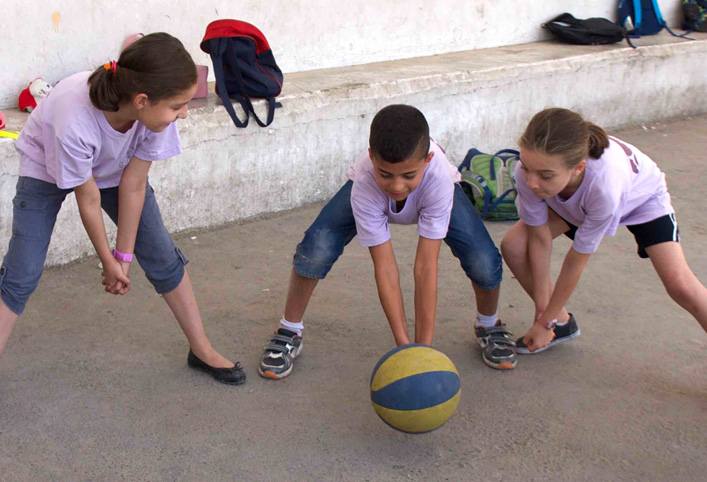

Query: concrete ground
left=1, top=116, right=706, bottom=482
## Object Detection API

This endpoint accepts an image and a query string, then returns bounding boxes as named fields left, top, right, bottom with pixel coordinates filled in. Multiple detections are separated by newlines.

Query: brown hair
left=519, top=108, right=610, bottom=168
left=88, top=33, right=197, bottom=112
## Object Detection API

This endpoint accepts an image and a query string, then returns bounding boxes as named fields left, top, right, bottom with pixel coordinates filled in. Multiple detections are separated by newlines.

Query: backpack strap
left=469, top=174, right=493, bottom=219
left=633, top=0, right=643, bottom=30
left=489, top=149, right=519, bottom=181
left=492, top=149, right=520, bottom=158
left=459, top=148, right=485, bottom=171
left=487, top=188, right=517, bottom=213
left=248, top=97, right=282, bottom=128
left=209, top=38, right=250, bottom=128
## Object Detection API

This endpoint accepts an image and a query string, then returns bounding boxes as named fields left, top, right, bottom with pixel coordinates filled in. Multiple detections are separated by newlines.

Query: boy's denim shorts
left=293, top=181, right=502, bottom=290
left=0, top=176, right=188, bottom=315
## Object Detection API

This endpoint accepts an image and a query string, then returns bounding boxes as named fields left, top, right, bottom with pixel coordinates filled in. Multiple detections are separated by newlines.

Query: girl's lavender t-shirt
left=15, top=71, right=181, bottom=190
left=347, top=140, right=462, bottom=248
left=515, top=137, right=674, bottom=254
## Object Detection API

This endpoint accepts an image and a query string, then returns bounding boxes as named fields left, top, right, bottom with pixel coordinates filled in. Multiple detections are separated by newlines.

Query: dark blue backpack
left=201, top=20, right=283, bottom=128
left=618, top=0, right=688, bottom=38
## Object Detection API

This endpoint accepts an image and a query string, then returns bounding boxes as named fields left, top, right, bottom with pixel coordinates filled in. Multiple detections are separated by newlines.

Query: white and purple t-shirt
left=515, top=137, right=674, bottom=254
left=347, top=140, right=462, bottom=247
left=15, top=71, right=181, bottom=190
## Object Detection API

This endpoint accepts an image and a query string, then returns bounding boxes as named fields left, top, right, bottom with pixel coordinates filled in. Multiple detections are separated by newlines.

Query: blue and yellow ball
left=370, top=344, right=461, bottom=433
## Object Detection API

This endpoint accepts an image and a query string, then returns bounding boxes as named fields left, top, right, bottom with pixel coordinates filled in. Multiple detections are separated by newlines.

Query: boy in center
left=259, top=105, right=514, bottom=377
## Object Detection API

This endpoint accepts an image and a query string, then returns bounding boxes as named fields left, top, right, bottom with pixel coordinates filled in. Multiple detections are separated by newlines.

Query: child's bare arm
left=74, top=177, right=129, bottom=292
left=543, top=248, right=590, bottom=323
left=527, top=223, right=554, bottom=316
left=413, top=236, right=442, bottom=345
left=369, top=240, right=410, bottom=346
left=116, top=157, right=151, bottom=267
left=524, top=244, right=591, bottom=352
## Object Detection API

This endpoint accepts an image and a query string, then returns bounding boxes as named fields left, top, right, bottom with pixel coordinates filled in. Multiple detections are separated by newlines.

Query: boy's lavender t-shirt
left=15, top=71, right=181, bottom=190
left=347, top=140, right=462, bottom=247
left=515, top=137, right=674, bottom=254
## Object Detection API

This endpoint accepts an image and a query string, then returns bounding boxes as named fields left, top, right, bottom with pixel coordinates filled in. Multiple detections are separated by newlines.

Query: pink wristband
left=536, top=313, right=557, bottom=330
left=113, top=249, right=133, bottom=263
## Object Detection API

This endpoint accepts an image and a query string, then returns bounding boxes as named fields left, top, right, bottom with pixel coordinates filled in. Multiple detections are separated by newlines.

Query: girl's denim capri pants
left=0, top=176, right=188, bottom=315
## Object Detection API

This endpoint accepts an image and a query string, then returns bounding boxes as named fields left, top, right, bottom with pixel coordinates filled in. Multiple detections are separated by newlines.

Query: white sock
left=556, top=315, right=569, bottom=326
left=280, top=317, right=303, bottom=335
left=475, top=312, right=498, bottom=328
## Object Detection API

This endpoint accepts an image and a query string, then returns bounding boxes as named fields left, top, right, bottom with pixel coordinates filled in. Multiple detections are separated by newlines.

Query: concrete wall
left=2, top=34, right=706, bottom=266
left=0, top=1, right=683, bottom=109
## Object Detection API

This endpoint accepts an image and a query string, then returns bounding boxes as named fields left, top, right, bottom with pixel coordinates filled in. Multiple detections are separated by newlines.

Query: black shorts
left=558, top=212, right=680, bottom=259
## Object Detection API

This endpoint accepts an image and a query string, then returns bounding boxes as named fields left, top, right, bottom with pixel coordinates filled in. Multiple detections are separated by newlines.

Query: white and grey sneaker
left=475, top=321, right=517, bottom=370
left=258, top=328, right=303, bottom=379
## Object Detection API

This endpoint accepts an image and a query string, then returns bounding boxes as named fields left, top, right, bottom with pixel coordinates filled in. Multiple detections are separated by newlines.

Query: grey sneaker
left=474, top=321, right=517, bottom=370
left=516, top=313, right=580, bottom=354
left=258, top=328, right=303, bottom=379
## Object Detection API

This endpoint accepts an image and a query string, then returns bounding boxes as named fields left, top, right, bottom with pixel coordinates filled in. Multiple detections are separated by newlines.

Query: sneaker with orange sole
left=258, top=328, right=303, bottom=379
left=474, top=321, right=517, bottom=370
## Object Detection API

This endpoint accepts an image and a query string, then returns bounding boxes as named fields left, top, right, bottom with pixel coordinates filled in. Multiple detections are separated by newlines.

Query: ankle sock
left=280, top=317, right=303, bottom=335
left=475, top=311, right=498, bottom=328
left=556, top=316, right=569, bottom=327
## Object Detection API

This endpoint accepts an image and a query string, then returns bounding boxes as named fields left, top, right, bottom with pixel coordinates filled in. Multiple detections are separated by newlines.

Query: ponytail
left=88, top=32, right=197, bottom=112
left=88, top=66, right=122, bottom=112
left=587, top=122, right=610, bottom=159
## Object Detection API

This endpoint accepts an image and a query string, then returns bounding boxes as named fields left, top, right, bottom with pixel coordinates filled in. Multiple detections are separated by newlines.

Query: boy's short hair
left=369, top=105, right=430, bottom=164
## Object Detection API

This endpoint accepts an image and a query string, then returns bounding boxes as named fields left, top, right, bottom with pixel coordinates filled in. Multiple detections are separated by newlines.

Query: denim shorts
left=0, top=176, right=188, bottom=315
left=293, top=181, right=503, bottom=290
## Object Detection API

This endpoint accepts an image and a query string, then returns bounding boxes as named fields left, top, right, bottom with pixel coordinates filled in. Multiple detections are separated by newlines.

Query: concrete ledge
left=2, top=32, right=707, bottom=266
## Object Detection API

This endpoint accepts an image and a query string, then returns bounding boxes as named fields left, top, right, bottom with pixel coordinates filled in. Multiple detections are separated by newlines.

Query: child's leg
left=500, top=209, right=572, bottom=322
left=260, top=181, right=357, bottom=379
left=283, top=270, right=319, bottom=324
left=160, top=270, right=233, bottom=365
left=0, top=177, right=69, bottom=359
left=445, top=186, right=511, bottom=368
left=0, top=302, right=20, bottom=359
left=283, top=180, right=358, bottom=324
left=99, top=183, right=234, bottom=369
left=445, top=186, right=503, bottom=320
left=646, top=241, right=707, bottom=332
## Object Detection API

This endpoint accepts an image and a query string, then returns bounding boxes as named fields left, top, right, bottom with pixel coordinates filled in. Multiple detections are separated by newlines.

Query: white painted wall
left=0, top=1, right=682, bottom=109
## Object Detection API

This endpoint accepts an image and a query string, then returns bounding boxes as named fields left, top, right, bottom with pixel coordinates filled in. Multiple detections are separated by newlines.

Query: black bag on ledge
left=543, top=13, right=629, bottom=46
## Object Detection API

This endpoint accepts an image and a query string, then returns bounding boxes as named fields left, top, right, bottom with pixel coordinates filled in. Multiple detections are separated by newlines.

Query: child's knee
left=461, top=249, right=503, bottom=290
left=146, top=246, right=188, bottom=294
left=293, top=228, right=344, bottom=279
left=665, top=274, right=699, bottom=306
left=500, top=228, right=526, bottom=263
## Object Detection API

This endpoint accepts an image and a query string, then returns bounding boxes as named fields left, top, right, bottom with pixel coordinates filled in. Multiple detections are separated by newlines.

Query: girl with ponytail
left=501, top=107, right=707, bottom=353
left=1, top=33, right=245, bottom=385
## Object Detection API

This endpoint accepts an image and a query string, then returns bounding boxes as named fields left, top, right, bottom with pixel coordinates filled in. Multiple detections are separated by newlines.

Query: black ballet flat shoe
left=187, top=350, right=246, bottom=385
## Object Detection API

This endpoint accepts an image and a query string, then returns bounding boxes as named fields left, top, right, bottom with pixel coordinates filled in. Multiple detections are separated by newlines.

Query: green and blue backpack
left=458, top=148, right=520, bottom=221
left=682, top=0, right=707, bottom=32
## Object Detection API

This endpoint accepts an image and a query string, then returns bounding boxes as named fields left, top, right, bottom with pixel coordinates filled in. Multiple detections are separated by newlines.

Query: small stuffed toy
left=18, top=79, right=53, bottom=113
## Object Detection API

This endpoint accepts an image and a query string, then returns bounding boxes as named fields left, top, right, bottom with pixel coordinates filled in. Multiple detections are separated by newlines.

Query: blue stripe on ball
left=370, top=371, right=460, bottom=410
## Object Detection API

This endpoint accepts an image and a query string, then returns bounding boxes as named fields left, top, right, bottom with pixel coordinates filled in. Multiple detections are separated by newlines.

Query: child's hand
left=521, top=322, right=556, bottom=352
left=101, top=259, right=131, bottom=295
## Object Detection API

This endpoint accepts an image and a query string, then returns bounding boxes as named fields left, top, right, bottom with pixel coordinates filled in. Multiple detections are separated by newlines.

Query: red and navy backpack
left=200, top=20, right=283, bottom=128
